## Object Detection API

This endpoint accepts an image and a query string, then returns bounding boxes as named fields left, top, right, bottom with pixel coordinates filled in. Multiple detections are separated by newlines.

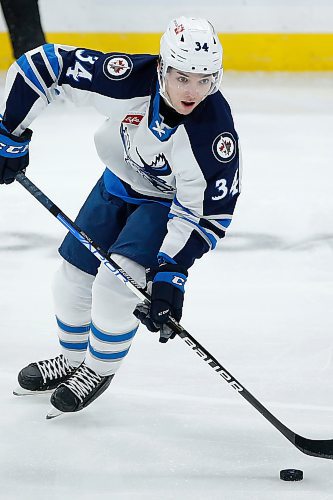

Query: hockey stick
left=15, top=171, right=333, bottom=460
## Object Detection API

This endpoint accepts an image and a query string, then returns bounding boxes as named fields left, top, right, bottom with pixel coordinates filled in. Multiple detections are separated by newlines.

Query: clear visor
left=164, top=67, right=216, bottom=94
left=158, top=61, right=222, bottom=110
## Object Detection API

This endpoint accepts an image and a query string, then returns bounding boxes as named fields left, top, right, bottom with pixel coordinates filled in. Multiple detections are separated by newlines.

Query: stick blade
left=295, top=435, right=333, bottom=459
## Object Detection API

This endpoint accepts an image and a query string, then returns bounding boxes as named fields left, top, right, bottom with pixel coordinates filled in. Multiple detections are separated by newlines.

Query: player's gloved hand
left=134, top=262, right=188, bottom=343
left=0, top=123, right=33, bottom=184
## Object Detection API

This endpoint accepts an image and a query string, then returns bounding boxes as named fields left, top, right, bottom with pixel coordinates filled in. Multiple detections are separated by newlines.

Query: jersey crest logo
left=103, top=55, right=133, bottom=80
left=122, top=114, right=144, bottom=126
left=120, top=124, right=174, bottom=193
left=212, top=132, right=236, bottom=163
left=136, top=149, right=172, bottom=176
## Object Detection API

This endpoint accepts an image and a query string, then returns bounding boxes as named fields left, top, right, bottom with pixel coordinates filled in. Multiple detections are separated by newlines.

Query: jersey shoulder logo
left=103, top=55, right=133, bottom=80
left=122, top=114, right=144, bottom=126
left=212, top=132, right=236, bottom=163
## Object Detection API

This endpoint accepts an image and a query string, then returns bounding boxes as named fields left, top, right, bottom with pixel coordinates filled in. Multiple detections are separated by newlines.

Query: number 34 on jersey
left=212, top=168, right=240, bottom=201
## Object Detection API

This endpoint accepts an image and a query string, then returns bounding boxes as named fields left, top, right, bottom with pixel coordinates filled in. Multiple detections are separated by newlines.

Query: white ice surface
left=0, top=72, right=333, bottom=500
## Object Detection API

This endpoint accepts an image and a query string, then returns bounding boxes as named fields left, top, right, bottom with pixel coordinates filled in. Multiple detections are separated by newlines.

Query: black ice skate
left=14, top=354, right=75, bottom=396
left=46, top=363, right=113, bottom=419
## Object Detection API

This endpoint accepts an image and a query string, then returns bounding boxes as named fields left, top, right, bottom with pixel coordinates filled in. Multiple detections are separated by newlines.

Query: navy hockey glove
left=0, top=124, right=32, bottom=184
left=134, top=263, right=188, bottom=343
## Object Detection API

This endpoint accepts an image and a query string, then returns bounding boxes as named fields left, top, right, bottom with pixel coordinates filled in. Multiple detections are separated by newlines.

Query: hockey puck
left=280, top=469, right=303, bottom=481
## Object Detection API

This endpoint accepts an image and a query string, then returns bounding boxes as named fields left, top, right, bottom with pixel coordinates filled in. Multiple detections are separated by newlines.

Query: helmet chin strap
left=157, top=69, right=175, bottom=110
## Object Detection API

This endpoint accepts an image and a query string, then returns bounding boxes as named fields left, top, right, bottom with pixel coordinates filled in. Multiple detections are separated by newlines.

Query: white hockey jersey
left=1, top=44, right=241, bottom=268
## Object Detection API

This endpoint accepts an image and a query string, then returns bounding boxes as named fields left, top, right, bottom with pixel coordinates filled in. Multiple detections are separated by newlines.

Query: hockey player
left=0, top=17, right=241, bottom=416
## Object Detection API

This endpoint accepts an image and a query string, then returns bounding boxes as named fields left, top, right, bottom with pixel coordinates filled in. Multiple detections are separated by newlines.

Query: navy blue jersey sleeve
left=59, top=49, right=157, bottom=99
left=159, top=92, right=241, bottom=269
left=1, top=44, right=157, bottom=135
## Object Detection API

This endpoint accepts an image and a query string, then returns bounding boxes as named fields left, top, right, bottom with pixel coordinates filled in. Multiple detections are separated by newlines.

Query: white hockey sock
left=56, top=317, right=90, bottom=367
left=84, top=254, right=145, bottom=376
left=52, top=260, right=95, bottom=367
left=87, top=322, right=138, bottom=374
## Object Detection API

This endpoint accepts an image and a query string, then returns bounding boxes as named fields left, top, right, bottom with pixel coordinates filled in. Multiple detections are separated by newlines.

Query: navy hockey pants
left=59, top=175, right=171, bottom=275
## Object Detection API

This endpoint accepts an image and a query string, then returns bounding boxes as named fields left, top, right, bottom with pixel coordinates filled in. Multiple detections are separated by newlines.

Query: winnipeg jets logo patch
left=212, top=132, right=236, bottom=163
left=103, top=55, right=133, bottom=80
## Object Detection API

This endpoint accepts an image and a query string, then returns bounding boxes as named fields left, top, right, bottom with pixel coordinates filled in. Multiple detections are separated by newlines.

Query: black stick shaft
left=15, top=172, right=333, bottom=459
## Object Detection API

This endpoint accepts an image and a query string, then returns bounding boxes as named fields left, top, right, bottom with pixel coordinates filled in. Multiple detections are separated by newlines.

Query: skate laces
left=61, top=364, right=102, bottom=403
left=37, top=355, right=72, bottom=384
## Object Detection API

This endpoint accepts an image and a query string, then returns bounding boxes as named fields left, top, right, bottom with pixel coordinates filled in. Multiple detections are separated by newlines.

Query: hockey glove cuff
left=133, top=263, right=188, bottom=343
left=0, top=124, right=33, bottom=184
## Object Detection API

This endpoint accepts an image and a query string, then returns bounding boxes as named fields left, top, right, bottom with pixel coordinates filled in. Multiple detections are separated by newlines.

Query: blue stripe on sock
left=90, top=323, right=137, bottom=343
left=88, top=341, right=130, bottom=360
left=59, top=340, right=88, bottom=351
left=56, top=317, right=90, bottom=334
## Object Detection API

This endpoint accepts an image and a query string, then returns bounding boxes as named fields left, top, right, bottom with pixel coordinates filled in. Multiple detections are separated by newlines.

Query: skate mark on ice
left=216, top=232, right=333, bottom=252
left=0, top=231, right=60, bottom=252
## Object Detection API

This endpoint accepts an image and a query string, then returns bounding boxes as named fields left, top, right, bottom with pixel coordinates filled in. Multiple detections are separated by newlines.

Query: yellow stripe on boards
left=222, top=33, right=333, bottom=71
left=0, top=32, right=13, bottom=69
left=1, top=32, right=333, bottom=71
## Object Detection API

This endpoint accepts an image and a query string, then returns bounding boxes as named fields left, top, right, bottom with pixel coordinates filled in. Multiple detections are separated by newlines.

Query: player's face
left=165, top=68, right=213, bottom=115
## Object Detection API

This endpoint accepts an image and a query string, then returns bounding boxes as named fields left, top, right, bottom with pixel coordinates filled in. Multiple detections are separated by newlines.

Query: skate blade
left=13, top=386, right=53, bottom=396
left=46, top=406, right=64, bottom=420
